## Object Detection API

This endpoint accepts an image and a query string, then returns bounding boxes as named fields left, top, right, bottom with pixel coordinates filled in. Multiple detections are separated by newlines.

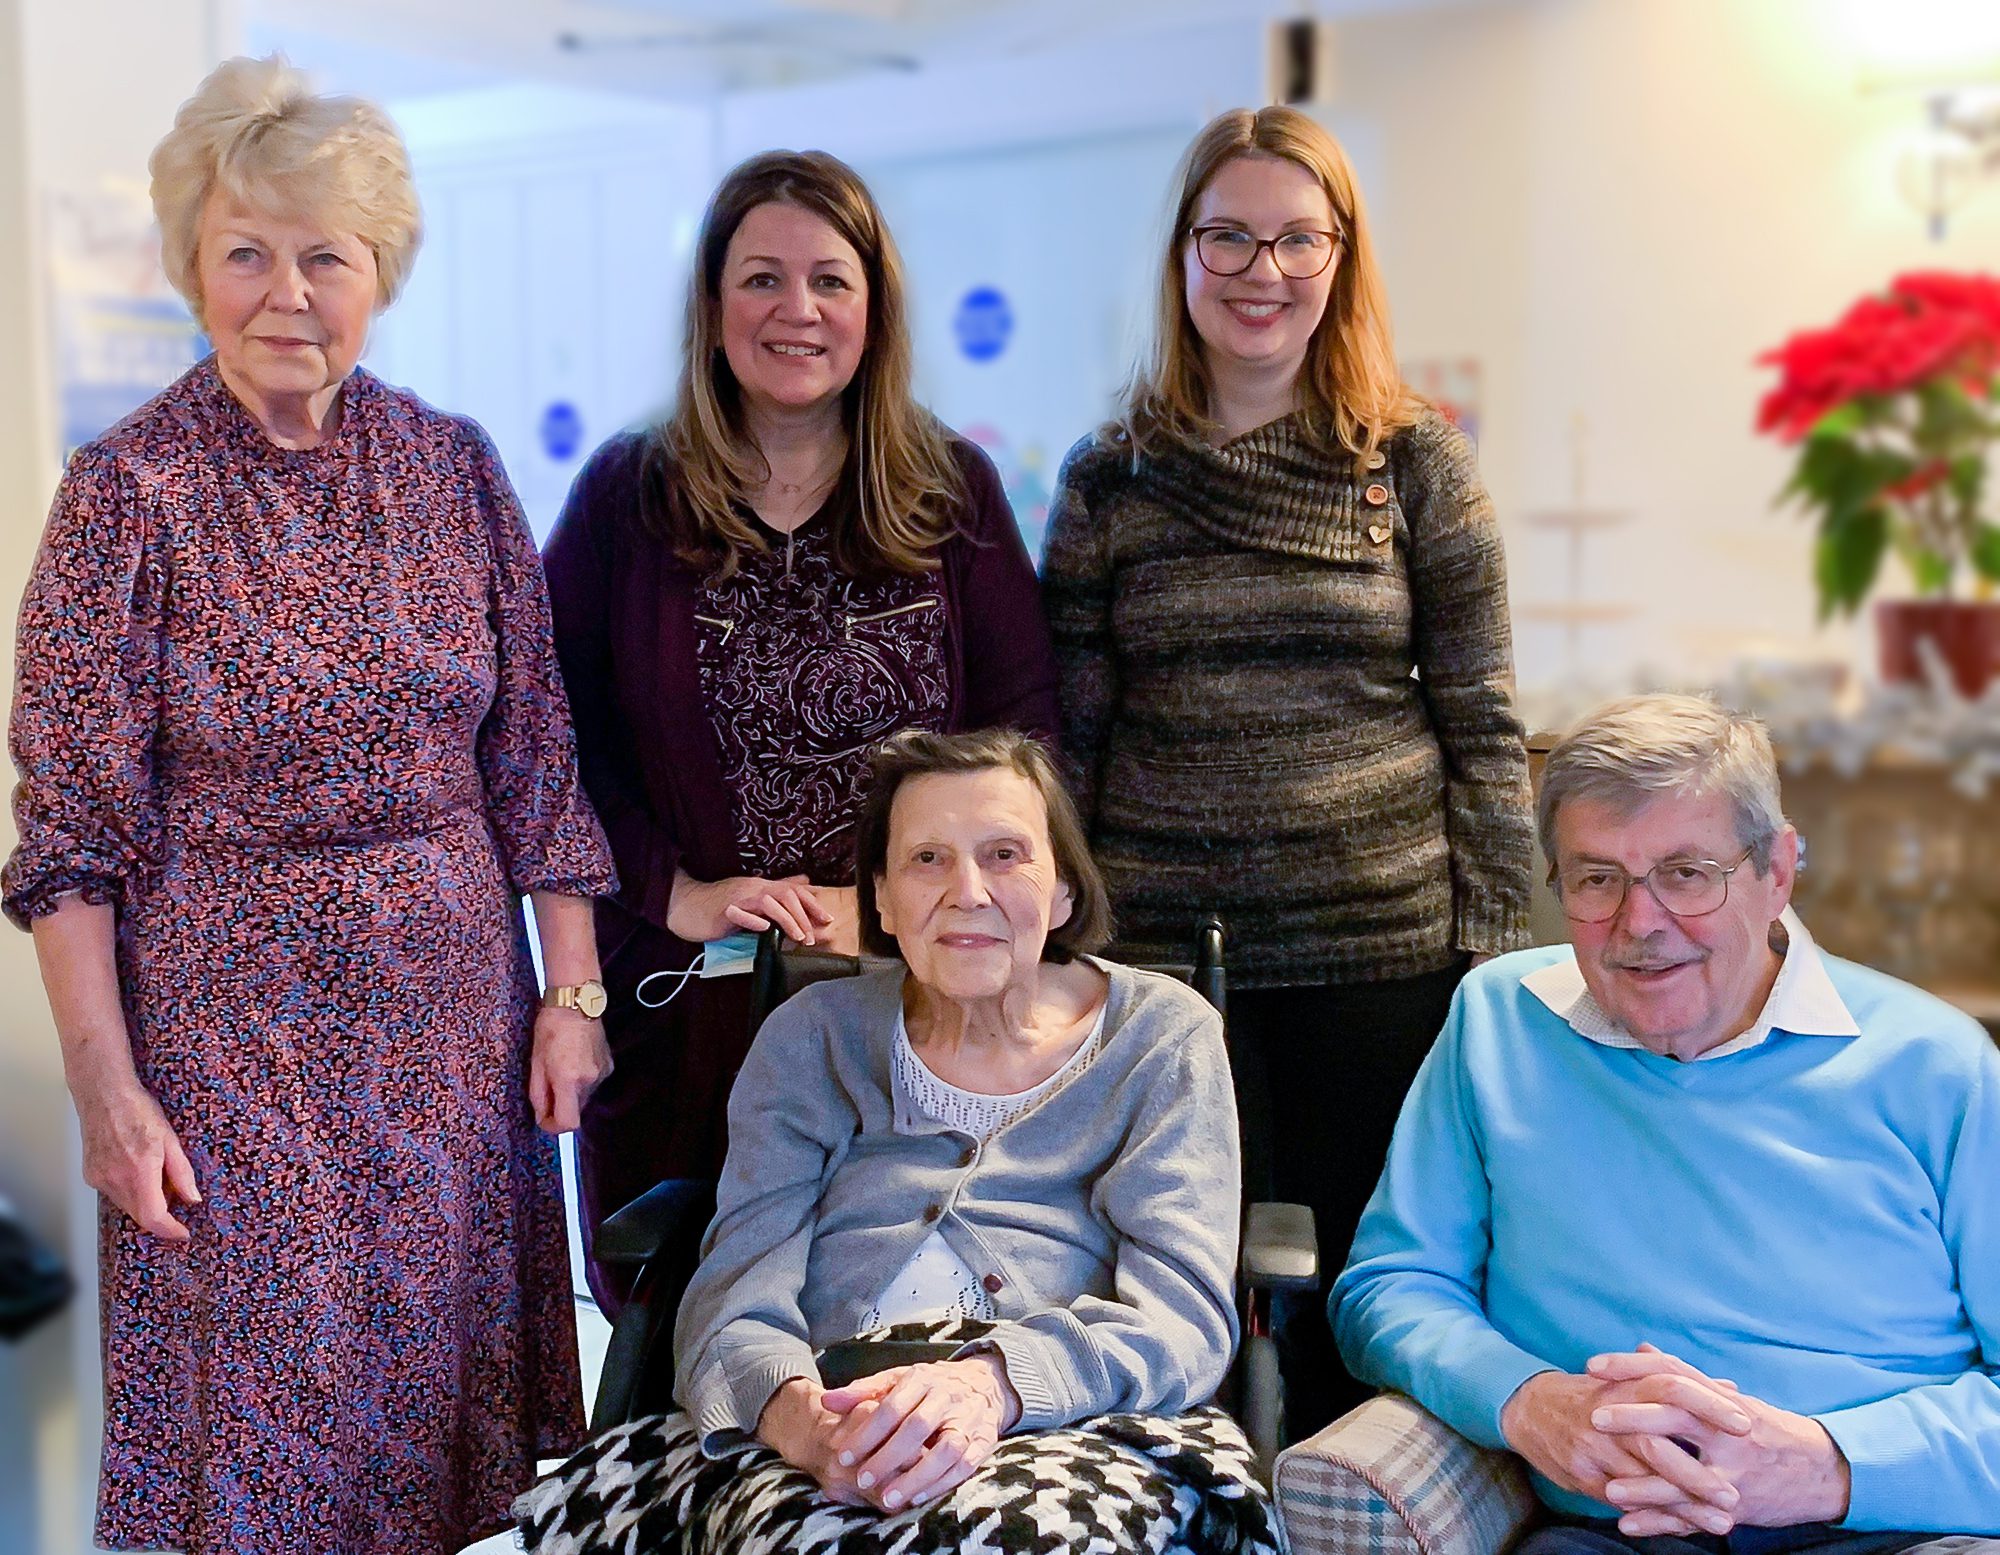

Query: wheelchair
left=585, top=914, right=1318, bottom=1477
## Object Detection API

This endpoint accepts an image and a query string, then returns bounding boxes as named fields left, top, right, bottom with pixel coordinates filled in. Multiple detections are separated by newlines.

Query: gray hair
left=149, top=55, right=423, bottom=319
left=1537, top=693, right=1787, bottom=873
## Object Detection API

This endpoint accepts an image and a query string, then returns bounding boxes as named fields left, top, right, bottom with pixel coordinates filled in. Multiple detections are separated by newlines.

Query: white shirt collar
left=1521, top=908, right=1861, bottom=1060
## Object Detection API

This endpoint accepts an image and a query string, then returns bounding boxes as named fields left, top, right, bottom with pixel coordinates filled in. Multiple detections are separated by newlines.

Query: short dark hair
left=853, top=728, right=1113, bottom=960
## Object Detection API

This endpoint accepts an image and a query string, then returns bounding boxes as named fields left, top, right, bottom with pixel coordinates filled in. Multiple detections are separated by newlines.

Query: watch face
left=577, top=982, right=608, bottom=1020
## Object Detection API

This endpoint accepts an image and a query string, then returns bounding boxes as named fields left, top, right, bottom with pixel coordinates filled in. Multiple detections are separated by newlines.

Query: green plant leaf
left=1808, top=402, right=1867, bottom=437
left=1949, top=453, right=1986, bottom=507
left=1788, top=435, right=1914, bottom=517
left=1909, top=548, right=1954, bottom=595
left=1815, top=505, right=1889, bottom=618
left=1915, top=378, right=1988, bottom=452
left=1974, top=523, right=2000, bottom=583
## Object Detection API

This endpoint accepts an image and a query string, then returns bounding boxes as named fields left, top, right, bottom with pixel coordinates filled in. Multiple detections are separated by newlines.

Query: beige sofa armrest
left=1273, top=1393, right=1538, bottom=1555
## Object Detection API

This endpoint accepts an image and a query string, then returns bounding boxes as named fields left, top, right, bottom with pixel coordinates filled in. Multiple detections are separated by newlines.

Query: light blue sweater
left=1331, top=944, right=2000, bottom=1533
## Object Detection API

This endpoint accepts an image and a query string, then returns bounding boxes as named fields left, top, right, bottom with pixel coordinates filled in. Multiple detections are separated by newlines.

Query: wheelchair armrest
left=1272, top=1394, right=1536, bottom=1555
left=595, top=1179, right=717, bottom=1266
left=1240, top=1200, right=1317, bottom=1292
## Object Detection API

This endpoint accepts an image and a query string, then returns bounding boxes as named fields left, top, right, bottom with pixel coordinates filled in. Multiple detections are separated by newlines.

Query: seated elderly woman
left=517, top=727, right=1280, bottom=1555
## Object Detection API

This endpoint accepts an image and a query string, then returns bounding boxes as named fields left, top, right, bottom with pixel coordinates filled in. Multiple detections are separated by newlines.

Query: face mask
left=634, top=932, right=761, bottom=1009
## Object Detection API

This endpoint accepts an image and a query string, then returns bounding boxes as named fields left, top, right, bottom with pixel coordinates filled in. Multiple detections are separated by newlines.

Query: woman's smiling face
left=196, top=190, right=379, bottom=411
left=1182, top=153, right=1340, bottom=391
left=718, top=200, right=870, bottom=421
left=874, top=768, right=1073, bottom=1005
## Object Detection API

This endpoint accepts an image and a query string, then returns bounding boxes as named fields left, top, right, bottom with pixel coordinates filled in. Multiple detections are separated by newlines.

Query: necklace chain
left=766, top=444, right=844, bottom=498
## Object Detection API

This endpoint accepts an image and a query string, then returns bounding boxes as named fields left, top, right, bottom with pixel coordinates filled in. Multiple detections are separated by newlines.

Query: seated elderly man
left=1332, top=693, right=1998, bottom=1553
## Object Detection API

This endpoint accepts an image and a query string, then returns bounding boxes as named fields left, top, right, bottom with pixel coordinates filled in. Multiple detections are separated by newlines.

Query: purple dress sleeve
left=542, top=440, right=683, bottom=931
left=3, top=446, right=167, bottom=929
left=950, top=442, right=1061, bottom=743
left=461, top=424, right=619, bottom=899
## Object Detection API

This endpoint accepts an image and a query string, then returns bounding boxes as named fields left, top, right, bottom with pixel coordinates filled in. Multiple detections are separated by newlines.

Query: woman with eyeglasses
left=543, top=150, right=1058, bottom=1315
left=1041, top=105, right=1534, bottom=1440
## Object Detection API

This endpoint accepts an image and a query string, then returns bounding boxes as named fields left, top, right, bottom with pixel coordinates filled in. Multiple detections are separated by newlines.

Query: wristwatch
left=545, top=980, right=608, bottom=1020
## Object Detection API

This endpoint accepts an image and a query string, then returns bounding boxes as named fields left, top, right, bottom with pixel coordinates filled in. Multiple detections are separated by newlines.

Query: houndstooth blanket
left=514, top=1324, right=1280, bottom=1555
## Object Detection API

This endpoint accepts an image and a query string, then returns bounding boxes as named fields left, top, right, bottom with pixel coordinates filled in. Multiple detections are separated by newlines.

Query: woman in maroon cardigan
left=545, top=150, right=1058, bottom=1310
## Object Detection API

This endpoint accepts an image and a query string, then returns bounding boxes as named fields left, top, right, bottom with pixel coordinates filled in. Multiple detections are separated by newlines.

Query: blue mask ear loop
left=635, top=950, right=706, bottom=1009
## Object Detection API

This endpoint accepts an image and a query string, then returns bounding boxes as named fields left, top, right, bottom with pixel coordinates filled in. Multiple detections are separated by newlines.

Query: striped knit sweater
left=1041, top=410, right=1533, bottom=987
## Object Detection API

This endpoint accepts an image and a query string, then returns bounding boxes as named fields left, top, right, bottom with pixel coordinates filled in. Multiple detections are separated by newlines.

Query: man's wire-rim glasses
left=1550, top=846, right=1759, bottom=924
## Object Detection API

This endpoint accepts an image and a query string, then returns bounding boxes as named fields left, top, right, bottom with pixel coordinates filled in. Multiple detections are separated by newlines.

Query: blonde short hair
left=1537, top=694, right=1788, bottom=873
left=149, top=55, right=422, bottom=317
left=1119, top=106, right=1425, bottom=469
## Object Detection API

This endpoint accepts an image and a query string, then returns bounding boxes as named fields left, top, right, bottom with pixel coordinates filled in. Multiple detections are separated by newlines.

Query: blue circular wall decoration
left=954, top=286, right=1014, bottom=363
left=539, top=400, right=585, bottom=461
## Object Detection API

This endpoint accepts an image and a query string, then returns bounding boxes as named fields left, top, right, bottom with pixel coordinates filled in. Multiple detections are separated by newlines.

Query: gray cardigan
left=673, top=959, right=1243, bottom=1450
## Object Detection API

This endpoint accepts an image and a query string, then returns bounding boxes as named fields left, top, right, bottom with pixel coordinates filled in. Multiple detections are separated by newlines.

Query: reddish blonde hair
left=1121, top=106, right=1424, bottom=467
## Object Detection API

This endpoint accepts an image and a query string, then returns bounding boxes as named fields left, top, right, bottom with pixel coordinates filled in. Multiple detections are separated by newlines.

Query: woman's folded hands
left=756, top=1354, right=1022, bottom=1513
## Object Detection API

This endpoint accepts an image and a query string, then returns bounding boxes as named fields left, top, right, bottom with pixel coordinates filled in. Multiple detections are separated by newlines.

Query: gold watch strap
left=545, top=980, right=607, bottom=1018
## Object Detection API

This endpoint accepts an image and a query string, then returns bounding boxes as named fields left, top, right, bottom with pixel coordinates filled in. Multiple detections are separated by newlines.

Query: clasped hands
left=1501, top=1343, right=1851, bottom=1536
left=757, top=1354, right=1021, bottom=1514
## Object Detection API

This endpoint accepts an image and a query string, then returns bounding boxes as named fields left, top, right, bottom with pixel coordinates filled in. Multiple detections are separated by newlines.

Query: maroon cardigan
left=542, top=429, right=1060, bottom=963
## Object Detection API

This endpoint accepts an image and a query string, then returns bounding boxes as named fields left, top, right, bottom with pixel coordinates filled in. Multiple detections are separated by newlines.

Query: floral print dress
left=2, top=358, right=618, bottom=1555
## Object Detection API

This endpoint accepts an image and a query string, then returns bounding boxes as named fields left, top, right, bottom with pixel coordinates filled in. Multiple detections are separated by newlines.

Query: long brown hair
left=645, top=150, right=963, bottom=578
left=1120, top=106, right=1425, bottom=468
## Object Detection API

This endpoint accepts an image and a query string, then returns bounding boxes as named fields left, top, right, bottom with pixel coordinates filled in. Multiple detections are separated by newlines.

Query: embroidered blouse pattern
left=693, top=516, right=950, bottom=883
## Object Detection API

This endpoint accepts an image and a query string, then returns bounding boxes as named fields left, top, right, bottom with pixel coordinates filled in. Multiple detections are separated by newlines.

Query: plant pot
left=1875, top=599, right=2000, bottom=697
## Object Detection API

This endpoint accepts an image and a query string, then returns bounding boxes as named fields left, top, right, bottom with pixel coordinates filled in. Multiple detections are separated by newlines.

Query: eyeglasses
left=1189, top=224, right=1342, bottom=279
left=1550, top=847, right=1758, bottom=924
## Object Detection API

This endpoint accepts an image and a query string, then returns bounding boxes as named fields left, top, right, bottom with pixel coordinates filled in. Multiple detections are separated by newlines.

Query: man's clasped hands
left=1501, top=1343, right=1853, bottom=1536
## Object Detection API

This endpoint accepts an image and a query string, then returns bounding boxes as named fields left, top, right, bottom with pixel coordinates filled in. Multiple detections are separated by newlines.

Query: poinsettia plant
left=1756, top=271, right=2000, bottom=618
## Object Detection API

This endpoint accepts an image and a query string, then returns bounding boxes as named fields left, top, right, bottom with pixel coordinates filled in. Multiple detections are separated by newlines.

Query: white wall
left=368, top=85, right=715, bottom=541
left=0, top=10, right=242, bottom=1551
left=1330, top=0, right=2000, bottom=694
left=715, top=17, right=1266, bottom=167
left=863, top=127, right=1194, bottom=555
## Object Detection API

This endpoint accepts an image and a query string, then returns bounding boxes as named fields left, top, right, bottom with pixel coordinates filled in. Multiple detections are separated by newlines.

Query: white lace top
left=859, top=1003, right=1107, bottom=1330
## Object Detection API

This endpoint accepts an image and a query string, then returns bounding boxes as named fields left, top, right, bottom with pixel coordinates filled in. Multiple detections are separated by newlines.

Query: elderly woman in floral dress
left=5, top=56, right=616, bottom=1555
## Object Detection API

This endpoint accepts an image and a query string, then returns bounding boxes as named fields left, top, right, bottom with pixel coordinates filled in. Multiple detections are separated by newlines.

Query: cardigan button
left=1366, top=450, right=1387, bottom=470
left=959, top=1147, right=977, bottom=1169
left=1364, top=482, right=1390, bottom=506
left=922, top=1204, right=942, bottom=1224
left=981, top=1273, right=1004, bottom=1294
